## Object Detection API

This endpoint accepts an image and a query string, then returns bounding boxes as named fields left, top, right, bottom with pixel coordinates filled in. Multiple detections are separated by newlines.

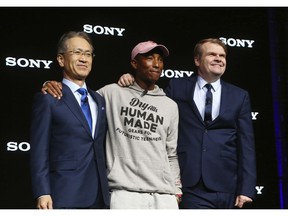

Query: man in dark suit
left=165, top=38, right=256, bottom=208
left=30, top=31, right=109, bottom=209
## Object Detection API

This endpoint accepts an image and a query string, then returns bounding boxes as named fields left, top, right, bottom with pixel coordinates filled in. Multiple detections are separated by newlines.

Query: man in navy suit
left=117, top=38, right=256, bottom=209
left=30, top=31, right=109, bottom=209
left=165, top=38, right=256, bottom=208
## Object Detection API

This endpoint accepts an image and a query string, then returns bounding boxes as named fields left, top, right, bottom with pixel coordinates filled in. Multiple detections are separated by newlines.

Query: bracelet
left=42, top=80, right=51, bottom=87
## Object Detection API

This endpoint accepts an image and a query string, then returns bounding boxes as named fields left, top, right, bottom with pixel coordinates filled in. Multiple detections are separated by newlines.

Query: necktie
left=77, top=88, right=92, bottom=131
left=204, top=83, right=213, bottom=125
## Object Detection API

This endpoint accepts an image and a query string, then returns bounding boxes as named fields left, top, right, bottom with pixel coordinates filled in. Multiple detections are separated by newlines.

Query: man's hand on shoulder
left=42, top=81, right=63, bottom=99
left=117, top=73, right=135, bottom=87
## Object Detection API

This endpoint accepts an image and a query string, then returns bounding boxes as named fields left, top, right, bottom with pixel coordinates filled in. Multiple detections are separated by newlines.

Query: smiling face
left=195, top=41, right=227, bottom=83
left=57, top=36, right=93, bottom=86
left=131, top=48, right=164, bottom=90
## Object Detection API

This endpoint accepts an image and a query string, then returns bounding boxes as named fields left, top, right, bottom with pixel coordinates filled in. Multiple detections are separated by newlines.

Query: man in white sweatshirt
left=42, top=41, right=182, bottom=209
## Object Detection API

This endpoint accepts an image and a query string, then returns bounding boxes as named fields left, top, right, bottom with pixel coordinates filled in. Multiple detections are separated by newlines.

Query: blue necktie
left=204, top=83, right=213, bottom=125
left=77, top=88, right=92, bottom=131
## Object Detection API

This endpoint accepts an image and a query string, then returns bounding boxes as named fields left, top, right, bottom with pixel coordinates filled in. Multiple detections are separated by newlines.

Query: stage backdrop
left=0, top=7, right=285, bottom=208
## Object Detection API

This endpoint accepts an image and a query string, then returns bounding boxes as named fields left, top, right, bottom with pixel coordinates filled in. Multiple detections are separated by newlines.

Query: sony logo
left=6, top=57, right=53, bottom=69
left=220, top=37, right=255, bottom=48
left=255, top=186, right=264, bottom=194
left=83, top=24, right=125, bottom=36
left=7, top=141, right=30, bottom=152
left=251, top=112, right=259, bottom=120
left=161, top=69, right=194, bottom=78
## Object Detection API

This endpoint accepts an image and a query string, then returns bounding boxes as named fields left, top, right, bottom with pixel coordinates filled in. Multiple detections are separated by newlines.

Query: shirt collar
left=197, top=76, right=221, bottom=92
left=62, top=78, right=88, bottom=93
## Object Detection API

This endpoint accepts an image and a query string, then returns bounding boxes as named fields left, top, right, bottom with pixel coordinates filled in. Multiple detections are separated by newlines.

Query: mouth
left=77, top=64, right=88, bottom=69
left=211, top=63, right=223, bottom=68
left=150, top=70, right=160, bottom=74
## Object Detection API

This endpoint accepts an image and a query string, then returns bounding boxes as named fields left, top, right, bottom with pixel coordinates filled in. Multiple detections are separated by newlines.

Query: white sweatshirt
left=98, top=82, right=182, bottom=195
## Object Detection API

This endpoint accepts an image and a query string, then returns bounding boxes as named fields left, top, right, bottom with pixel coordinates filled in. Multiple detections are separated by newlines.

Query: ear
left=57, top=54, right=64, bottom=67
left=194, top=56, right=200, bottom=67
left=130, top=59, right=137, bottom=70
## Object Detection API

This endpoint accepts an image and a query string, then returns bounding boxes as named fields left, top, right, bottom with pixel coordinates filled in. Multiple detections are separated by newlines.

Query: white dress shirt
left=193, top=76, right=221, bottom=121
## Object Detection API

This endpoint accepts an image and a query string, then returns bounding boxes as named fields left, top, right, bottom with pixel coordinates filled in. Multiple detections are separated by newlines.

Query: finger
left=46, top=87, right=58, bottom=99
left=57, top=82, right=63, bottom=90
left=124, top=75, right=133, bottom=86
left=238, top=202, right=244, bottom=208
left=46, top=82, right=62, bottom=99
left=45, top=82, right=57, bottom=97
left=118, top=79, right=124, bottom=87
left=48, top=201, right=53, bottom=209
left=41, top=86, right=48, bottom=94
left=38, top=202, right=48, bottom=209
left=124, top=79, right=131, bottom=86
left=234, top=197, right=240, bottom=207
left=123, top=74, right=132, bottom=85
left=235, top=202, right=243, bottom=208
left=237, top=197, right=252, bottom=208
left=55, top=82, right=63, bottom=97
left=121, top=77, right=129, bottom=86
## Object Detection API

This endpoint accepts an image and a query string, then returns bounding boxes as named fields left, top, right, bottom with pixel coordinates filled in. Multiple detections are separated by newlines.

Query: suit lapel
left=208, top=80, right=228, bottom=126
left=216, top=80, right=227, bottom=122
left=61, top=84, right=92, bottom=136
left=88, top=88, right=105, bottom=139
left=187, top=77, right=205, bottom=125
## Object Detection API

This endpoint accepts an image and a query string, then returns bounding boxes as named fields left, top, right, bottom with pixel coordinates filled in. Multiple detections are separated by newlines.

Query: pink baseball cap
left=131, top=40, right=169, bottom=60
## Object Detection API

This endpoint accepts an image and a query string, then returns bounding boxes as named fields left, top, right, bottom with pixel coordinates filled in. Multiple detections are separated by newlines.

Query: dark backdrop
left=0, top=7, right=287, bottom=209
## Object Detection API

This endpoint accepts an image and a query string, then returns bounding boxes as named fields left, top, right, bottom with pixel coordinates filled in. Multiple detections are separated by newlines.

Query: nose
left=79, top=54, right=87, bottom=61
left=152, top=59, right=160, bottom=67
left=215, top=55, right=222, bottom=61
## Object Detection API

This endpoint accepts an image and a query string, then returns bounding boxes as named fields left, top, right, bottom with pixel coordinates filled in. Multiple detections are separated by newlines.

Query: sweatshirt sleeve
left=166, top=103, right=182, bottom=195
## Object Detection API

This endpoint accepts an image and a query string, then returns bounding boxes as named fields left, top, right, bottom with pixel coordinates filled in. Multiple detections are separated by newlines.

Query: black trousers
left=179, top=179, right=236, bottom=209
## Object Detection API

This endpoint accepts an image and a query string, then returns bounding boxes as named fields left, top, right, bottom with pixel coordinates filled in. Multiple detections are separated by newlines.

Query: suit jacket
left=30, top=84, right=109, bottom=208
left=165, top=76, right=256, bottom=199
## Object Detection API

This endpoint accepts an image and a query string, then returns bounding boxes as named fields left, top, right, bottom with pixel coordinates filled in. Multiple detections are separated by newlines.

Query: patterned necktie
left=204, top=83, right=213, bottom=125
left=77, top=88, right=92, bottom=131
